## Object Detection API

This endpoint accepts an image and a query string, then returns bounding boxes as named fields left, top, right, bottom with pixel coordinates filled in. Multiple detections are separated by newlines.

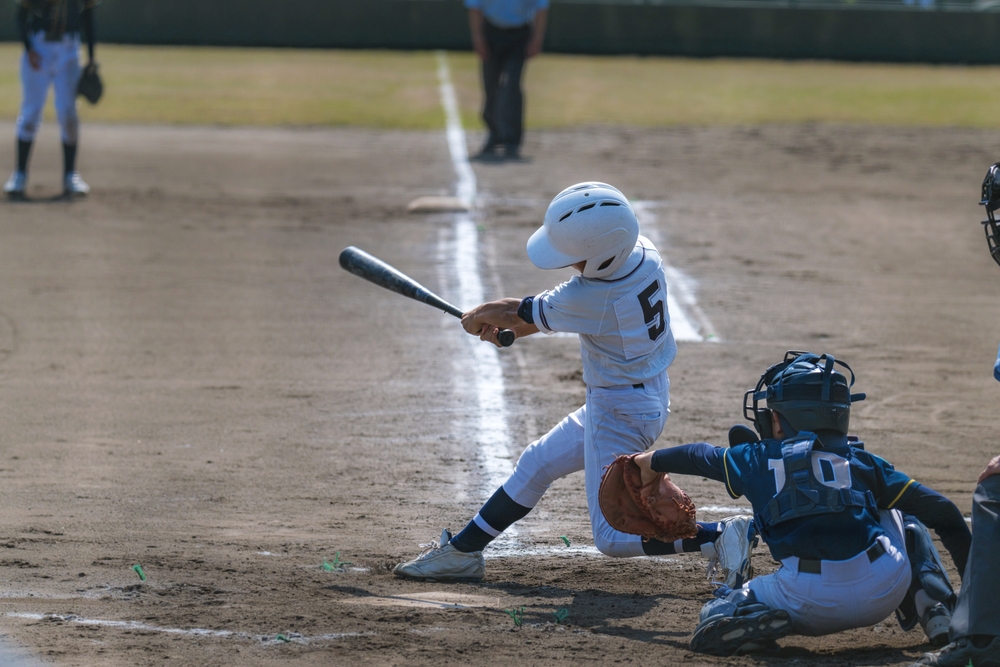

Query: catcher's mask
left=743, top=351, right=866, bottom=440
left=981, top=162, right=1000, bottom=268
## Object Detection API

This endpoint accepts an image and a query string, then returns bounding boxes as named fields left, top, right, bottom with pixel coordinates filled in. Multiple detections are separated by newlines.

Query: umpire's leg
left=479, top=24, right=503, bottom=151
left=949, top=475, right=1000, bottom=640
left=495, top=34, right=527, bottom=152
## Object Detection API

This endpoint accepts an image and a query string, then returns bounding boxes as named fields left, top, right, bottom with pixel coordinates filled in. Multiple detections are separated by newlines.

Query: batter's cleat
left=690, top=606, right=792, bottom=656
left=919, top=603, right=953, bottom=647
left=707, top=515, right=758, bottom=588
left=911, top=635, right=1000, bottom=666
left=4, top=170, right=26, bottom=199
left=64, top=171, right=90, bottom=196
left=392, top=528, right=485, bottom=581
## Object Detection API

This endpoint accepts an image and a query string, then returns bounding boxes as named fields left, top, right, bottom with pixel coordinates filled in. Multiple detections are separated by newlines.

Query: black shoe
left=690, top=608, right=792, bottom=657
left=471, top=143, right=502, bottom=162
left=912, top=636, right=1000, bottom=666
left=503, top=144, right=521, bottom=160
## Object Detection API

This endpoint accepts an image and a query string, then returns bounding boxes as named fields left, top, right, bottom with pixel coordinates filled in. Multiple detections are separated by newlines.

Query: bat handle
left=497, top=329, right=515, bottom=348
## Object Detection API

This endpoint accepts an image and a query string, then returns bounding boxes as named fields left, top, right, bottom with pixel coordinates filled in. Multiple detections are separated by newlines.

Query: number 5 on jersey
left=614, top=276, right=669, bottom=360
left=638, top=280, right=666, bottom=342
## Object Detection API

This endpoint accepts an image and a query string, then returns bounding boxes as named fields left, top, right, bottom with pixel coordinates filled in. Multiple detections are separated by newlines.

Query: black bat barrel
left=339, top=246, right=515, bottom=347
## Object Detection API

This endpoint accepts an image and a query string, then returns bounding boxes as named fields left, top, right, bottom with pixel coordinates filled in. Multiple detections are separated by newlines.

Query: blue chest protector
left=758, top=432, right=879, bottom=529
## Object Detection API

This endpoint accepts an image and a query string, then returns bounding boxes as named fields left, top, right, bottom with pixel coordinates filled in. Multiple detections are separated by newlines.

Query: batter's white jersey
left=528, top=236, right=677, bottom=387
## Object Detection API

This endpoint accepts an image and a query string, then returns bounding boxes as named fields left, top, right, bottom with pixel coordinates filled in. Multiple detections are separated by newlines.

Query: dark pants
left=950, top=474, right=1000, bottom=640
left=481, top=20, right=530, bottom=150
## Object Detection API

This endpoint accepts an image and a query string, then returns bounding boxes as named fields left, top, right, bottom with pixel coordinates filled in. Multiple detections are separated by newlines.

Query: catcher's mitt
left=599, top=453, right=698, bottom=542
left=77, top=63, right=103, bottom=105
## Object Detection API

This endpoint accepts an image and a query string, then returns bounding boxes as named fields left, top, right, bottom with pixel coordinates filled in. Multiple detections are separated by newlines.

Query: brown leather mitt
left=599, top=453, right=698, bottom=542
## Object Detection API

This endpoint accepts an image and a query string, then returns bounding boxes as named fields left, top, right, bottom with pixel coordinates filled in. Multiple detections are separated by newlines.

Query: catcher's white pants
left=15, top=32, right=81, bottom=145
left=500, top=371, right=670, bottom=558
left=747, top=510, right=911, bottom=636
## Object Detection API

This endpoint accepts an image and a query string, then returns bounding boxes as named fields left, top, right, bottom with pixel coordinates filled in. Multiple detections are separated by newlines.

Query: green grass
left=4, top=43, right=1000, bottom=128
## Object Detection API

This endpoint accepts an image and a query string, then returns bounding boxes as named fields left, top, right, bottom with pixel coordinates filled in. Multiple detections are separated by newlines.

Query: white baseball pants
left=15, top=32, right=82, bottom=146
left=500, top=371, right=670, bottom=557
left=748, top=510, right=911, bottom=636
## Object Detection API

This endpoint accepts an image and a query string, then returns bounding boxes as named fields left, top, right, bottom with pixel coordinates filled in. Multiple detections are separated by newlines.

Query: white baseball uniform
left=491, top=236, right=678, bottom=556
left=16, top=31, right=82, bottom=145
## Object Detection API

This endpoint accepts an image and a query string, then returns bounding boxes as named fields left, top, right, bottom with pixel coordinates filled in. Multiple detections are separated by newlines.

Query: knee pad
left=894, top=515, right=957, bottom=632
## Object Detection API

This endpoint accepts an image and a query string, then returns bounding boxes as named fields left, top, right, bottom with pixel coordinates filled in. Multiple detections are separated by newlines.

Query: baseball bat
left=339, top=246, right=515, bottom=347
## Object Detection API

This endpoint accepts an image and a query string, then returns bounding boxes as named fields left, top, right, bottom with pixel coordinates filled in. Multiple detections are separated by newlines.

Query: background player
left=465, top=0, right=548, bottom=160
left=394, top=182, right=755, bottom=586
left=4, top=0, right=97, bottom=199
left=630, top=352, right=971, bottom=655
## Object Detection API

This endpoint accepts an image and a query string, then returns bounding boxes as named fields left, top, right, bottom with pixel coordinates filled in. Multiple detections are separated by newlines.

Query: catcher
left=5, top=0, right=99, bottom=199
left=394, top=182, right=755, bottom=585
left=627, top=352, right=971, bottom=656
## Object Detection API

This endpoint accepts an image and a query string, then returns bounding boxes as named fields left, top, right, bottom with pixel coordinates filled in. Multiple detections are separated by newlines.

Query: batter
left=394, top=182, right=756, bottom=585
left=4, top=0, right=97, bottom=199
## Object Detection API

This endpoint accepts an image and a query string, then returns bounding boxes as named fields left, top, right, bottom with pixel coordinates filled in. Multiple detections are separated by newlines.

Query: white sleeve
left=533, top=279, right=606, bottom=336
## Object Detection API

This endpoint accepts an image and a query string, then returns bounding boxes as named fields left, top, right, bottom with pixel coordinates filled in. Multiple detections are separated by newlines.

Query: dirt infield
left=0, top=120, right=997, bottom=666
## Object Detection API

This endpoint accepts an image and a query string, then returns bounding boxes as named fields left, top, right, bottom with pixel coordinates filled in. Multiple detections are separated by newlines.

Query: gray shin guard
left=895, top=516, right=957, bottom=633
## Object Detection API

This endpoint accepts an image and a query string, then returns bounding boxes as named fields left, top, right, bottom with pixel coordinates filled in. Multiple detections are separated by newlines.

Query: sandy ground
left=0, top=120, right=996, bottom=666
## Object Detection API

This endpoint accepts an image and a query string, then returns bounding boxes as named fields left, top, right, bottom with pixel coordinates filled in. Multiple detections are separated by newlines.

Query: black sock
left=641, top=522, right=723, bottom=556
left=450, top=486, right=532, bottom=553
left=62, top=142, right=77, bottom=175
left=16, top=139, right=32, bottom=173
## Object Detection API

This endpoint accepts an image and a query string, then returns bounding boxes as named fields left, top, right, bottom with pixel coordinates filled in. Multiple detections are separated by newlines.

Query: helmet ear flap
left=754, top=408, right=774, bottom=440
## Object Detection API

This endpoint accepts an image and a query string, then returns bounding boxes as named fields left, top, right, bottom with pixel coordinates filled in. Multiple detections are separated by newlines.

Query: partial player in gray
left=466, top=0, right=548, bottom=160
left=912, top=456, right=1000, bottom=667
left=5, top=0, right=97, bottom=199
left=393, top=182, right=755, bottom=586
left=630, top=352, right=971, bottom=656
left=908, top=163, right=1000, bottom=667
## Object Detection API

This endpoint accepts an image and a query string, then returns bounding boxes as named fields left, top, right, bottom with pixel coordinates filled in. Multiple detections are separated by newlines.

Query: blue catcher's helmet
left=743, top=351, right=867, bottom=440
left=980, top=162, right=1000, bottom=268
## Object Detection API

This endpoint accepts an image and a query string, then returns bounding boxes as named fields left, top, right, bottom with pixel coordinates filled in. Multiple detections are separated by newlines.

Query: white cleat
left=4, top=171, right=26, bottom=198
left=392, top=529, right=485, bottom=581
left=707, top=515, right=757, bottom=589
left=64, top=171, right=90, bottom=196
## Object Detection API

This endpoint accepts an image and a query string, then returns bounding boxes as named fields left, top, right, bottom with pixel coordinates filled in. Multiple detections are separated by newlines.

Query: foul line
left=4, top=612, right=368, bottom=644
left=633, top=201, right=719, bottom=343
left=436, top=51, right=514, bottom=495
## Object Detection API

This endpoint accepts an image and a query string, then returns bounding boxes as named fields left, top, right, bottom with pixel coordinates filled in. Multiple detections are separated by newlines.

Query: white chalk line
left=633, top=201, right=719, bottom=343
left=436, top=52, right=516, bottom=514
left=4, top=612, right=369, bottom=644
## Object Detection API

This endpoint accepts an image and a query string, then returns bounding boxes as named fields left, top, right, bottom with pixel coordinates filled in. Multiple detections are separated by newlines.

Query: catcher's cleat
left=64, top=171, right=90, bottom=197
left=690, top=605, right=792, bottom=656
left=911, top=636, right=1000, bottom=667
left=919, top=603, right=953, bottom=647
left=392, top=529, right=485, bottom=581
left=707, top=515, right=757, bottom=589
left=4, top=170, right=26, bottom=199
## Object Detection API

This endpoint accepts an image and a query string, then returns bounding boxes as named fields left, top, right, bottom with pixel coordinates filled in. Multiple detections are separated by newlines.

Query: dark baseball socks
left=63, top=142, right=77, bottom=175
left=642, top=522, right=724, bottom=556
left=450, top=486, right=531, bottom=553
left=449, top=486, right=724, bottom=555
left=16, top=139, right=31, bottom=173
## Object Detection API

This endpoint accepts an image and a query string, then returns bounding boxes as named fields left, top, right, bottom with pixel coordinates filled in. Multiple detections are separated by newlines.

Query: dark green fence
left=2, top=0, right=999, bottom=63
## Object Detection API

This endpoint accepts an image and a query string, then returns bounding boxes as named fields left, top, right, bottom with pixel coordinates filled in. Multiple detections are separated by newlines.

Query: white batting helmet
left=527, top=182, right=640, bottom=279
